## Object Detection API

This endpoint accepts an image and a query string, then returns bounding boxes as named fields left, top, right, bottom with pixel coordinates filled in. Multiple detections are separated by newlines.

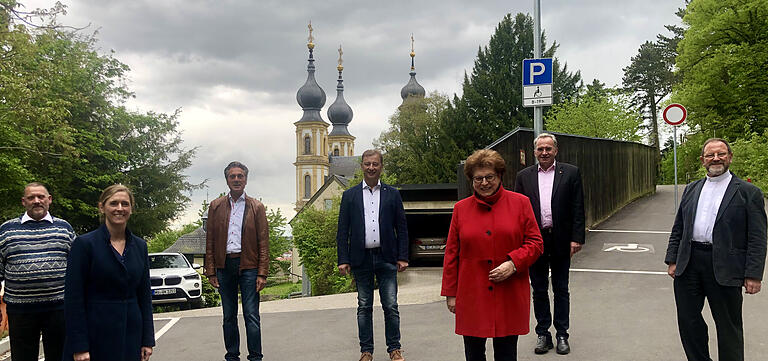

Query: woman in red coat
left=441, top=149, right=543, bottom=361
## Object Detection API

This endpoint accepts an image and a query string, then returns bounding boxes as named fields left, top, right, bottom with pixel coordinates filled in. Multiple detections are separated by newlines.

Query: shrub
left=291, top=198, right=354, bottom=296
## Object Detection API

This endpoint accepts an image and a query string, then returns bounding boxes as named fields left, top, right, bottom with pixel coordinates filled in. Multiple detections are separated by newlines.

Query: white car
left=149, top=252, right=203, bottom=308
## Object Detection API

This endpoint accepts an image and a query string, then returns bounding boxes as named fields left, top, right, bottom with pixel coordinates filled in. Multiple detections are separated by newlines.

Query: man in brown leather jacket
left=205, top=161, right=270, bottom=361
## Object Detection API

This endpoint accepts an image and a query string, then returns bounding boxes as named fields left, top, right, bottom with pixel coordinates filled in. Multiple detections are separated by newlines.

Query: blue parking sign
left=522, top=58, right=553, bottom=86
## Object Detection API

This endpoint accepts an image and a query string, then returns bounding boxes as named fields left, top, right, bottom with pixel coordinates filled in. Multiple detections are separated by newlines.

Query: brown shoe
left=359, top=352, right=373, bottom=361
left=389, top=349, right=405, bottom=361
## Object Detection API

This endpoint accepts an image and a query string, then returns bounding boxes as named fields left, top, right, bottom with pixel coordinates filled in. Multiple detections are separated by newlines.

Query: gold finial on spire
left=307, top=21, right=315, bottom=49
left=410, top=33, right=415, bottom=58
left=337, top=45, right=344, bottom=71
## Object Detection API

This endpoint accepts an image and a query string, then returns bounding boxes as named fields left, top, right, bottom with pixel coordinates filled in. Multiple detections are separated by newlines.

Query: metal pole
left=673, top=126, right=679, bottom=212
left=533, top=0, right=543, bottom=137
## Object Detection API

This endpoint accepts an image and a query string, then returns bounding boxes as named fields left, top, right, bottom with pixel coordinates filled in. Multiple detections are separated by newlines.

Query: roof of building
left=164, top=227, right=206, bottom=255
left=329, top=155, right=359, bottom=179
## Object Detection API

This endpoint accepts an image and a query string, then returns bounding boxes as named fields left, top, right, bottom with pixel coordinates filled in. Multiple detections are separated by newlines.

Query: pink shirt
left=538, top=161, right=556, bottom=229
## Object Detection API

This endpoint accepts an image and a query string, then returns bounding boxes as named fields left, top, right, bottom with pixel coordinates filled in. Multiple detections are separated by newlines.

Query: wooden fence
left=457, top=128, right=657, bottom=227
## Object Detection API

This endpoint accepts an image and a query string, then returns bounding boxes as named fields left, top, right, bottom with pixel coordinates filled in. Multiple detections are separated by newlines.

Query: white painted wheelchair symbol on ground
left=602, top=243, right=654, bottom=253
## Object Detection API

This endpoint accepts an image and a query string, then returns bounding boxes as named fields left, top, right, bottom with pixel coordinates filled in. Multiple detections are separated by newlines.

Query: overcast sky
left=22, top=0, right=684, bottom=227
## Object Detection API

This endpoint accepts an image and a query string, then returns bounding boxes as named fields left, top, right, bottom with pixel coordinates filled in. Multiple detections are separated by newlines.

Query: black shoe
left=556, top=336, right=570, bottom=355
left=534, top=335, right=554, bottom=354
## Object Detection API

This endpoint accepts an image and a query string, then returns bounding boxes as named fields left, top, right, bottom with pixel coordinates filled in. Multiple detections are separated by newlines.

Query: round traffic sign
left=663, top=103, right=687, bottom=126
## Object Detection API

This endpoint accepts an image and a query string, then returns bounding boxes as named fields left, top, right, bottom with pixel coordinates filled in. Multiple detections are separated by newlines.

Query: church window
left=304, top=174, right=312, bottom=199
left=303, top=136, right=312, bottom=155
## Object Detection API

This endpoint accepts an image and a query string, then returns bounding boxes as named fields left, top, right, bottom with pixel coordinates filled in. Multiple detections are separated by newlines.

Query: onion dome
left=328, top=45, right=353, bottom=136
left=296, top=22, right=327, bottom=123
left=400, top=34, right=426, bottom=102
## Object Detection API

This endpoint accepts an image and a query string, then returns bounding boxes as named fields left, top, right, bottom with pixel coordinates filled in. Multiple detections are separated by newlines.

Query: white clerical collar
left=21, top=212, right=53, bottom=224
left=706, top=171, right=731, bottom=183
left=362, top=180, right=381, bottom=190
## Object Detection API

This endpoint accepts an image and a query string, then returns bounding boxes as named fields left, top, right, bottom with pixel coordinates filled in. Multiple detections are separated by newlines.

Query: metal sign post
left=533, top=0, right=542, bottom=137
left=662, top=103, right=687, bottom=212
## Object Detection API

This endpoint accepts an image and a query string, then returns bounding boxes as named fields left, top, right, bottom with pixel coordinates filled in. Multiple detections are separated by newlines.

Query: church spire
left=400, top=34, right=426, bottom=102
left=328, top=45, right=353, bottom=137
left=296, top=21, right=327, bottom=123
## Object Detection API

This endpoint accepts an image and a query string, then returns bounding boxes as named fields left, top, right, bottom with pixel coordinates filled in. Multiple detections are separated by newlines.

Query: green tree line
left=1, top=1, right=202, bottom=237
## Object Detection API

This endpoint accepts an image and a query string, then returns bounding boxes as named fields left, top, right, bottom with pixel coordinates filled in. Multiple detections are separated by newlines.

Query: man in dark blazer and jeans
left=514, top=133, right=585, bottom=355
left=665, top=138, right=766, bottom=361
left=337, top=149, right=409, bottom=361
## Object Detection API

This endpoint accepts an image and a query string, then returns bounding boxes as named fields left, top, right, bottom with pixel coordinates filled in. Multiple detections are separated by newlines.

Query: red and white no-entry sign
left=663, top=103, right=687, bottom=126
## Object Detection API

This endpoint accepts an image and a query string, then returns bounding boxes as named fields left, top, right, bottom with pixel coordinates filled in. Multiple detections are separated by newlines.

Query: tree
left=291, top=199, right=354, bottom=296
left=375, top=93, right=461, bottom=184
left=266, top=207, right=291, bottom=278
left=546, top=81, right=642, bottom=142
left=673, top=0, right=768, bottom=139
left=446, top=13, right=582, bottom=155
left=0, top=2, right=202, bottom=236
left=622, top=40, right=676, bottom=154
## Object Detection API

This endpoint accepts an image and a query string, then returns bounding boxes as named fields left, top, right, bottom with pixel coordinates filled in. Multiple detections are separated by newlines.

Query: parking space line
left=571, top=268, right=667, bottom=275
left=154, top=317, right=180, bottom=340
left=589, top=229, right=670, bottom=234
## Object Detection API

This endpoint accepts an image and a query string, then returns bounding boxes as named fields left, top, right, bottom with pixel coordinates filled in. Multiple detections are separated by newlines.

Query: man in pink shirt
left=514, top=133, right=585, bottom=355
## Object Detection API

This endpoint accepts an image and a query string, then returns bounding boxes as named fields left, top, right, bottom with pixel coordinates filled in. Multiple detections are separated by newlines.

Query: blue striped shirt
left=0, top=214, right=75, bottom=313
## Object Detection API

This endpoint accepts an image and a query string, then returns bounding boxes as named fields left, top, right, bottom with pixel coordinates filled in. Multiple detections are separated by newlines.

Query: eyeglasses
left=703, top=152, right=728, bottom=160
left=472, top=174, right=497, bottom=183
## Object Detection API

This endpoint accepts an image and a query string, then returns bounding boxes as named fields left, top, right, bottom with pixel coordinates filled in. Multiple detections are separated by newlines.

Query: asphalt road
left=148, top=185, right=768, bottom=361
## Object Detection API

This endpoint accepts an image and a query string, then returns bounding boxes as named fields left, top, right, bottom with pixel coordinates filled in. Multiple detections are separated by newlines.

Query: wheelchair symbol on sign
left=602, top=243, right=652, bottom=253
left=533, top=86, right=542, bottom=98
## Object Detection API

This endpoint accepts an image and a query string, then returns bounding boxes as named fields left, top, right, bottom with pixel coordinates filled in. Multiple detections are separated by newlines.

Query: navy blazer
left=665, top=173, right=767, bottom=286
left=63, top=224, right=155, bottom=361
left=336, top=182, right=409, bottom=267
left=514, top=161, right=586, bottom=258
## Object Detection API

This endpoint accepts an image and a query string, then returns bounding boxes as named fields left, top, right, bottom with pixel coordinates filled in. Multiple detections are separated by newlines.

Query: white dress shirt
left=226, top=192, right=246, bottom=254
left=692, top=172, right=732, bottom=244
left=538, top=161, right=556, bottom=229
left=21, top=212, right=53, bottom=223
left=362, top=180, right=381, bottom=249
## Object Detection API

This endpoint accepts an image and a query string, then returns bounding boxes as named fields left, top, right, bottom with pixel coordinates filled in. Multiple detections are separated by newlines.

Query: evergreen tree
left=446, top=13, right=582, bottom=155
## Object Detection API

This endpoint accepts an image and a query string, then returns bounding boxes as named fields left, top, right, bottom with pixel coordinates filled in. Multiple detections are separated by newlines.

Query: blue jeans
left=217, top=257, right=263, bottom=361
left=352, top=248, right=401, bottom=354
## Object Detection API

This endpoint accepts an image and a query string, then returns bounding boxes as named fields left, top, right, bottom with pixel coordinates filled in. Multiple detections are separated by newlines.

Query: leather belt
left=227, top=252, right=241, bottom=258
left=691, top=242, right=712, bottom=250
left=540, top=228, right=553, bottom=235
left=365, top=247, right=382, bottom=254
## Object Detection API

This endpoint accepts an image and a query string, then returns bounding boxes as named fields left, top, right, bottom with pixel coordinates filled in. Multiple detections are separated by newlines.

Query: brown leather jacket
left=204, top=194, right=270, bottom=277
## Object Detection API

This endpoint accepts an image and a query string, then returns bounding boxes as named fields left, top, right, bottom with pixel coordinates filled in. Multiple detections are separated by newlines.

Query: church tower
left=400, top=34, right=426, bottom=104
left=294, top=23, right=330, bottom=212
left=327, top=45, right=355, bottom=157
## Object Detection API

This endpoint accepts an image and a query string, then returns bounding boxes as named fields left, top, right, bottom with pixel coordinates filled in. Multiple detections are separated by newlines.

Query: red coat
left=441, top=188, right=543, bottom=338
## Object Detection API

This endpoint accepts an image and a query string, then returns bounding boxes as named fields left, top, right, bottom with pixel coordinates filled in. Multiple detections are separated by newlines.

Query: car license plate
left=424, top=245, right=443, bottom=250
left=153, top=289, right=175, bottom=296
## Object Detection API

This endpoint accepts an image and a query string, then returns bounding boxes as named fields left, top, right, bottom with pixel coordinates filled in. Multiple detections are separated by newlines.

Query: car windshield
left=150, top=255, right=188, bottom=269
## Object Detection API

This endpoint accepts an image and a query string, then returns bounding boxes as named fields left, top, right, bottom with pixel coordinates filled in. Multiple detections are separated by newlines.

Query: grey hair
left=224, top=161, right=249, bottom=178
left=534, top=133, right=558, bottom=149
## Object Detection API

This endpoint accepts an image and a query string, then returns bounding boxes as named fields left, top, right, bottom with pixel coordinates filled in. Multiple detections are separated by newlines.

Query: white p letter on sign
left=529, top=62, right=545, bottom=84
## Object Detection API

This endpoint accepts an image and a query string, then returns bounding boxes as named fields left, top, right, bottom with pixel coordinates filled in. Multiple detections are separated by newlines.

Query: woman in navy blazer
left=63, top=184, right=155, bottom=361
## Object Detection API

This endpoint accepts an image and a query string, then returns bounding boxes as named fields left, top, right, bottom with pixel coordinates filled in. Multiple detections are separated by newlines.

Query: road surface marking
left=590, top=229, right=670, bottom=234
left=154, top=317, right=180, bottom=340
left=571, top=268, right=667, bottom=275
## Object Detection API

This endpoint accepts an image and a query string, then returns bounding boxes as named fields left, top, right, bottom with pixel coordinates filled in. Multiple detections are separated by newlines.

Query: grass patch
left=261, top=282, right=301, bottom=301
